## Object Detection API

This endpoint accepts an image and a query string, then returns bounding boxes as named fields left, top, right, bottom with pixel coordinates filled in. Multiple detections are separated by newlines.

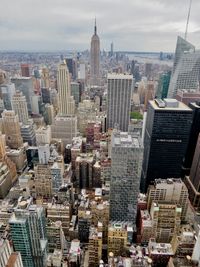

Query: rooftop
left=107, top=73, right=133, bottom=80
left=150, top=99, right=191, bottom=111
left=112, top=131, right=141, bottom=148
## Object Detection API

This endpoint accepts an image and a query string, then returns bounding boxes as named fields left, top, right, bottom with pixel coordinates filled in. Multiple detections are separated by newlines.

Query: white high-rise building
left=11, top=91, right=29, bottom=124
left=171, top=36, right=195, bottom=75
left=168, top=51, right=200, bottom=98
left=57, top=62, right=75, bottom=116
left=107, top=73, right=133, bottom=131
left=109, top=129, right=143, bottom=225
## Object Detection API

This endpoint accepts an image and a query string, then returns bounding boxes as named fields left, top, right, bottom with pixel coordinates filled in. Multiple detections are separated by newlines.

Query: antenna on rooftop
left=185, top=0, right=193, bottom=40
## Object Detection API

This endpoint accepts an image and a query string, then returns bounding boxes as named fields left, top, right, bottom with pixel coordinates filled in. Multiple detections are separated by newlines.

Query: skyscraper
left=185, top=133, right=200, bottom=210
left=41, top=67, right=50, bottom=88
left=182, top=102, right=200, bottom=176
left=2, top=110, right=23, bottom=149
left=141, top=99, right=192, bottom=192
left=66, top=58, right=77, bottom=80
left=107, top=73, right=133, bottom=131
left=11, top=91, right=29, bottom=124
left=109, top=129, right=143, bottom=224
left=156, top=71, right=171, bottom=99
left=21, top=64, right=30, bottom=77
left=90, top=19, right=100, bottom=86
left=9, top=198, right=47, bottom=267
left=57, top=62, right=75, bottom=116
left=168, top=51, right=200, bottom=98
left=171, top=36, right=195, bottom=76
left=11, top=77, right=34, bottom=113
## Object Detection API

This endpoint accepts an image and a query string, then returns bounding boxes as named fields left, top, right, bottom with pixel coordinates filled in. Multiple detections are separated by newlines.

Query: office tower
left=182, top=102, right=200, bottom=175
left=110, top=42, right=114, bottom=57
left=44, top=104, right=54, bottom=125
left=147, top=178, right=189, bottom=222
left=50, top=88, right=59, bottom=111
left=41, top=87, right=51, bottom=104
left=185, top=133, right=200, bottom=210
left=51, top=161, right=64, bottom=192
left=11, top=91, right=29, bottom=124
left=66, top=58, right=77, bottom=80
left=11, top=77, right=34, bottom=113
left=41, top=67, right=50, bottom=88
left=150, top=202, right=181, bottom=243
left=31, top=95, right=41, bottom=114
left=51, top=115, right=77, bottom=148
left=168, top=51, right=200, bottom=98
left=2, top=110, right=23, bottom=149
left=107, top=73, right=133, bottom=131
left=141, top=99, right=192, bottom=192
left=171, top=36, right=195, bottom=75
left=47, top=203, right=71, bottom=236
left=36, top=126, right=51, bottom=145
left=57, top=62, right=75, bottom=116
left=109, top=130, right=143, bottom=224
left=21, top=64, right=30, bottom=77
left=34, top=164, right=52, bottom=198
left=75, top=153, right=94, bottom=188
left=78, top=64, right=86, bottom=81
left=145, top=63, right=152, bottom=79
left=176, top=89, right=200, bottom=106
left=71, top=82, right=81, bottom=106
left=156, top=71, right=171, bottom=99
left=9, top=199, right=48, bottom=267
left=0, top=81, right=16, bottom=110
left=88, top=226, right=102, bottom=267
left=90, top=19, right=100, bottom=86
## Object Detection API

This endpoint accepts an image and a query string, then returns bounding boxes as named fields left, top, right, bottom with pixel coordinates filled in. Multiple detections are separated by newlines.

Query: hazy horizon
left=0, top=0, right=200, bottom=52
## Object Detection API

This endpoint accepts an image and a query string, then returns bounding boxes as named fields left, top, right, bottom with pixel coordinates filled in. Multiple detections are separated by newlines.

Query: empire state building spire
left=94, top=17, right=97, bottom=35
left=90, top=19, right=100, bottom=86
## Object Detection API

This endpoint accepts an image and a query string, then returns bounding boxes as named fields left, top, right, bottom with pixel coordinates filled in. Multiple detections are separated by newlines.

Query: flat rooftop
left=150, top=99, right=192, bottom=111
left=112, top=131, right=141, bottom=148
left=107, top=73, right=133, bottom=79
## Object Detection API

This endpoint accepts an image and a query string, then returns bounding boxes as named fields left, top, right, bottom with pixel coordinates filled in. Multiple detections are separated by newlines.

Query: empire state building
left=90, top=19, right=100, bottom=86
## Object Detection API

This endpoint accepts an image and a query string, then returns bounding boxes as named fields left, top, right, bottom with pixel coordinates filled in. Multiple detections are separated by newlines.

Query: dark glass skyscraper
left=141, top=99, right=192, bottom=192
left=182, top=102, right=200, bottom=176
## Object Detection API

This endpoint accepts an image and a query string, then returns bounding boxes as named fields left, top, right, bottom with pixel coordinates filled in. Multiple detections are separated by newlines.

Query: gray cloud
left=0, top=0, right=200, bottom=51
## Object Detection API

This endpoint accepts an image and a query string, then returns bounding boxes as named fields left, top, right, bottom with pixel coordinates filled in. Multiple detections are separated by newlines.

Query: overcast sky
left=0, top=0, right=200, bottom=52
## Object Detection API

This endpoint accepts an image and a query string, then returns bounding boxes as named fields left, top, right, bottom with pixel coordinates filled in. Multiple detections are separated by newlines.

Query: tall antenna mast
left=185, top=0, right=193, bottom=40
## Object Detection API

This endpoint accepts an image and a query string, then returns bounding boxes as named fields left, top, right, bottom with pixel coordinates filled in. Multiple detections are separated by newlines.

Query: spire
left=185, top=0, right=193, bottom=40
left=94, top=17, right=97, bottom=35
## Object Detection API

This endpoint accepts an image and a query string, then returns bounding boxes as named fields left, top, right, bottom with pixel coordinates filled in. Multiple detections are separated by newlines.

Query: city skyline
left=0, top=0, right=200, bottom=52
